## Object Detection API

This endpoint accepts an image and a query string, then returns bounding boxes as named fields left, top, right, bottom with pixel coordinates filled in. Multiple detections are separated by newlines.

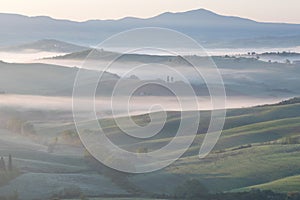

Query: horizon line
left=0, top=8, right=299, bottom=25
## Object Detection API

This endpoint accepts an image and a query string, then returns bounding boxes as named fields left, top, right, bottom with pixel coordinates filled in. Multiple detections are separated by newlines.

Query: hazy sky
left=1, top=0, right=300, bottom=23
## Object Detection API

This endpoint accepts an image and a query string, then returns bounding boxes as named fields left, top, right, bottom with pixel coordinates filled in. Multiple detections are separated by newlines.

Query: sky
left=0, top=0, right=299, bottom=23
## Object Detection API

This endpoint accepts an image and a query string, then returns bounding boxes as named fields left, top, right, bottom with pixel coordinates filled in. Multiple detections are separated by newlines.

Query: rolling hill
left=0, top=39, right=88, bottom=53
left=97, top=98, right=300, bottom=194
left=46, top=50, right=300, bottom=98
left=0, top=61, right=119, bottom=96
left=237, top=175, right=300, bottom=193
left=1, top=97, right=300, bottom=198
left=2, top=52, right=300, bottom=99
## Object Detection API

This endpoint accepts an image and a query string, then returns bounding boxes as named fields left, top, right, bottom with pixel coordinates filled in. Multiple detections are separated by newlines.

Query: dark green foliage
left=59, top=129, right=81, bottom=145
left=212, top=190, right=300, bottom=200
left=232, top=144, right=252, bottom=151
left=22, top=122, right=36, bottom=135
left=136, top=147, right=148, bottom=153
left=0, top=157, right=6, bottom=171
left=261, top=51, right=300, bottom=56
left=281, top=136, right=300, bottom=145
left=258, top=97, right=300, bottom=107
left=173, top=189, right=300, bottom=200
left=51, top=187, right=83, bottom=199
left=8, top=154, right=12, bottom=171
left=83, top=148, right=143, bottom=195
left=0, top=155, right=19, bottom=187
left=47, top=137, right=58, bottom=153
left=174, top=179, right=208, bottom=199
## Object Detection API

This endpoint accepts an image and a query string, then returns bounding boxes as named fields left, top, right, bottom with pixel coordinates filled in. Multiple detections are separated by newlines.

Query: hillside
left=2, top=54, right=300, bottom=98
left=0, top=61, right=119, bottom=96
left=46, top=51, right=300, bottom=98
left=83, top=99, right=300, bottom=194
left=237, top=175, right=300, bottom=193
left=0, top=39, right=88, bottom=53
left=1, top=98, right=300, bottom=198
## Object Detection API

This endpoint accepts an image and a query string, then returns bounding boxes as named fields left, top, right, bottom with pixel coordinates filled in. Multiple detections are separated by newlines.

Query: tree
left=174, top=179, right=208, bottom=199
left=0, top=157, right=6, bottom=171
left=137, top=147, right=148, bottom=154
left=80, top=193, right=89, bottom=200
left=22, top=123, right=36, bottom=135
left=47, top=137, right=58, bottom=153
left=6, top=118, right=24, bottom=133
left=8, top=154, right=12, bottom=171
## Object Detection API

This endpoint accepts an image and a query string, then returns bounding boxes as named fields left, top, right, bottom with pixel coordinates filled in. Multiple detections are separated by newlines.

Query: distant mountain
left=0, top=9, right=300, bottom=48
left=0, top=39, right=88, bottom=53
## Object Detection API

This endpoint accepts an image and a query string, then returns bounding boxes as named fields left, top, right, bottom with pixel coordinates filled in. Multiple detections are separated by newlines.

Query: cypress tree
left=0, top=157, right=6, bottom=171
left=8, top=154, right=12, bottom=171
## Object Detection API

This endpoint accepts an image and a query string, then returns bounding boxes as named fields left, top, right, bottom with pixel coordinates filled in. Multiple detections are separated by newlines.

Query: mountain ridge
left=0, top=9, right=300, bottom=47
left=1, top=8, right=297, bottom=24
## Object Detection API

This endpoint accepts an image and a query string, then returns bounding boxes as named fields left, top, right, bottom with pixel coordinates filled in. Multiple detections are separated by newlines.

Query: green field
left=123, top=100, right=300, bottom=194
left=235, top=175, right=300, bottom=193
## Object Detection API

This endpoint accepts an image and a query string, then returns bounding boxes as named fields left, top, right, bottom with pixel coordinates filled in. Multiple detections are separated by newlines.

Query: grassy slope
left=235, top=175, right=300, bottom=193
left=51, top=100, right=300, bottom=194
left=167, top=144, right=300, bottom=192
left=3, top=100, right=300, bottom=195
left=124, top=102, right=300, bottom=193
left=110, top=103, right=300, bottom=153
left=0, top=61, right=118, bottom=95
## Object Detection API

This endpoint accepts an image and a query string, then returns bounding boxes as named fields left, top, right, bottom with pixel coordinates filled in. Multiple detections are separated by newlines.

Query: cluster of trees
left=59, top=129, right=81, bottom=145
left=281, top=136, right=300, bottom=145
left=173, top=179, right=300, bottom=200
left=0, top=116, right=36, bottom=136
left=3, top=118, right=24, bottom=133
left=261, top=51, right=298, bottom=56
left=51, top=187, right=88, bottom=200
left=47, top=129, right=81, bottom=153
left=0, top=154, right=19, bottom=190
left=0, top=108, right=37, bottom=136
left=83, top=147, right=141, bottom=194
left=209, top=190, right=300, bottom=200
left=0, top=154, right=13, bottom=172
left=276, top=97, right=300, bottom=106
left=174, top=179, right=208, bottom=199
left=232, top=144, right=252, bottom=151
left=47, top=137, right=58, bottom=153
left=258, top=97, right=300, bottom=108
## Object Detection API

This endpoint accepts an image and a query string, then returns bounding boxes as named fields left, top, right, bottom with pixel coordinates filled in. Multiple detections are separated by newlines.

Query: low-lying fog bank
left=0, top=51, right=67, bottom=63
left=2, top=46, right=300, bottom=64
left=0, top=94, right=286, bottom=118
